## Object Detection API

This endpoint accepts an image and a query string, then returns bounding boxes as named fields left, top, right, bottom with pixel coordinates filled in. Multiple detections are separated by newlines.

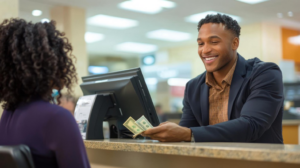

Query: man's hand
left=142, top=122, right=192, bottom=142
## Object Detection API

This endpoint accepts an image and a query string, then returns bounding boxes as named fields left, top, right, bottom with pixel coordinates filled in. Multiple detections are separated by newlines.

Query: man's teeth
left=205, top=57, right=217, bottom=61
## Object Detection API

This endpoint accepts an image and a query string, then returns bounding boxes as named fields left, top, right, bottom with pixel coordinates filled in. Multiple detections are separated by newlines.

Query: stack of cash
left=123, top=115, right=153, bottom=138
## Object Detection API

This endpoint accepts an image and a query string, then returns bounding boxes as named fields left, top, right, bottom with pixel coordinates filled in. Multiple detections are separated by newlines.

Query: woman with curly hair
left=0, top=19, right=90, bottom=168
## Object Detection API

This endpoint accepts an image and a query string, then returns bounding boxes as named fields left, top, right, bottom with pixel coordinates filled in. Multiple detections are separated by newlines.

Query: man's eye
left=212, top=41, right=219, bottom=44
left=198, top=43, right=204, bottom=46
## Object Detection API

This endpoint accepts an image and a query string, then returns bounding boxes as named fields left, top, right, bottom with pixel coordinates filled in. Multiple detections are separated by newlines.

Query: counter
left=84, top=139, right=300, bottom=168
left=283, top=120, right=300, bottom=125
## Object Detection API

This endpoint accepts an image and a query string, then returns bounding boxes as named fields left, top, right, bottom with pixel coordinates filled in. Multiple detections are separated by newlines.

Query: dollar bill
left=136, top=115, right=153, bottom=131
left=123, top=117, right=144, bottom=138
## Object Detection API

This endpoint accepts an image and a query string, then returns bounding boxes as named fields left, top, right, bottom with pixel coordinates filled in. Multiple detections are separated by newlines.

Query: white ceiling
left=19, top=0, right=300, bottom=58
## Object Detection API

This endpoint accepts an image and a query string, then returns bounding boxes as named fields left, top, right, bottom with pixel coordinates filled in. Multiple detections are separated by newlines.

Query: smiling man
left=143, top=14, right=284, bottom=143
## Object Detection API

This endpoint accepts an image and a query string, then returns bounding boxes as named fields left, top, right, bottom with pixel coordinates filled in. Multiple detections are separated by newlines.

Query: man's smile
left=202, top=55, right=218, bottom=64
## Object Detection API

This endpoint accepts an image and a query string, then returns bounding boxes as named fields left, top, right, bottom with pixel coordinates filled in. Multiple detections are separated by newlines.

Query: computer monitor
left=79, top=67, right=160, bottom=139
left=283, top=82, right=300, bottom=120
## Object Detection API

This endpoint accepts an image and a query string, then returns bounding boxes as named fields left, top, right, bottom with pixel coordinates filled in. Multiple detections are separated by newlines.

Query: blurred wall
left=0, top=0, right=18, bottom=23
left=167, top=45, right=205, bottom=78
left=154, top=45, right=204, bottom=112
left=261, top=23, right=282, bottom=64
left=89, top=55, right=140, bottom=72
left=51, top=6, right=88, bottom=97
left=282, top=27, right=300, bottom=63
left=238, top=22, right=282, bottom=64
left=0, top=0, right=19, bottom=118
left=238, top=23, right=263, bottom=59
left=157, top=45, right=205, bottom=78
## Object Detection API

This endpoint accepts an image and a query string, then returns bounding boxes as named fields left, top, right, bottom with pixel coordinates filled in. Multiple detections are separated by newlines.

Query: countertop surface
left=84, top=139, right=300, bottom=164
left=282, top=119, right=300, bottom=125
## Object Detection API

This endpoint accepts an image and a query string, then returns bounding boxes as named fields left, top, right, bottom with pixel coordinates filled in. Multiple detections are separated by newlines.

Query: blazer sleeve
left=190, top=65, right=283, bottom=142
left=44, top=108, right=91, bottom=168
left=179, top=81, right=201, bottom=128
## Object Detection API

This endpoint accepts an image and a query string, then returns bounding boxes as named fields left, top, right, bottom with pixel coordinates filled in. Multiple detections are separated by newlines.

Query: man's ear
left=232, top=37, right=239, bottom=50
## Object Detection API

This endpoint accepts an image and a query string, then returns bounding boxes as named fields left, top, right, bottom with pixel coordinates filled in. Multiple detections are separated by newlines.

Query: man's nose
left=202, top=44, right=212, bottom=54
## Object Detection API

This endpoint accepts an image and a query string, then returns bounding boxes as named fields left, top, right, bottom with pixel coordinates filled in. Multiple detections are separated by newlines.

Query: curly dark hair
left=0, top=18, right=77, bottom=111
left=197, top=13, right=241, bottom=37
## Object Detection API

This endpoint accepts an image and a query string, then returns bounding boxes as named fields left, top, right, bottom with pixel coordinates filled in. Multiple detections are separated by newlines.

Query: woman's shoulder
left=24, top=100, right=78, bottom=135
left=18, top=99, right=74, bottom=122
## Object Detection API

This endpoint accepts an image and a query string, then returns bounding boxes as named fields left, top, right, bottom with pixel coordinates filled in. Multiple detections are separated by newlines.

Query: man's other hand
left=142, top=122, right=192, bottom=142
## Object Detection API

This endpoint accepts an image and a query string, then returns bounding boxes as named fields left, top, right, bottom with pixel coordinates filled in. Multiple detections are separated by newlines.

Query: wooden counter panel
left=87, top=148, right=300, bottom=168
left=283, top=125, right=299, bottom=144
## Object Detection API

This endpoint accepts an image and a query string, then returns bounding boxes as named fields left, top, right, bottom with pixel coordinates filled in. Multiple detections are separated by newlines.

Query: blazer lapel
left=200, top=82, right=209, bottom=126
left=228, top=54, right=247, bottom=119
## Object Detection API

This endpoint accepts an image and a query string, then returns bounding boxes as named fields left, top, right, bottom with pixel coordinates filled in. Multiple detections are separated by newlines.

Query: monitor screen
left=80, top=68, right=160, bottom=138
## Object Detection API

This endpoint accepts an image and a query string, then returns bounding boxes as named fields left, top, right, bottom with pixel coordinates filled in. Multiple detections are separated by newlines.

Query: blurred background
left=1, top=0, right=300, bottom=143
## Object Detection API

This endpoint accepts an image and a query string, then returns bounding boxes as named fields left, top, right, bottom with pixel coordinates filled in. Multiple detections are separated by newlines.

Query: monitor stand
left=86, top=94, right=123, bottom=140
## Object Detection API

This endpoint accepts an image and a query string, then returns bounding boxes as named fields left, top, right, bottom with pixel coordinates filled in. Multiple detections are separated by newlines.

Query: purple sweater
left=0, top=99, right=90, bottom=168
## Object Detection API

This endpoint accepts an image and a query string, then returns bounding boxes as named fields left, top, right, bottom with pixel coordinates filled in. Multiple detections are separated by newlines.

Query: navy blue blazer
left=179, top=54, right=284, bottom=143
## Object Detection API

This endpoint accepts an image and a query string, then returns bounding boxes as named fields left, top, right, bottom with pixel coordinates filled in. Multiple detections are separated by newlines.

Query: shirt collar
left=223, top=59, right=237, bottom=85
left=205, top=59, right=237, bottom=88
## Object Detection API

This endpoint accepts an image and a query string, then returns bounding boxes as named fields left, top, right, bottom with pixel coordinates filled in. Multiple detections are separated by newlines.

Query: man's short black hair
left=197, top=13, right=241, bottom=38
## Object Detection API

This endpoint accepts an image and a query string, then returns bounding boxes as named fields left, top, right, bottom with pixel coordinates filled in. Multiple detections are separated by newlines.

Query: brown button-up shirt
left=205, top=60, right=237, bottom=125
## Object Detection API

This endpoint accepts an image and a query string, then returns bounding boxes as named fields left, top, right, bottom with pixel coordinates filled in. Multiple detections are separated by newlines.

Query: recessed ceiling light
left=289, top=35, right=300, bottom=45
left=41, top=18, right=50, bottom=23
left=119, top=0, right=176, bottom=14
left=85, top=32, right=105, bottom=43
left=277, top=13, right=283, bottom=18
left=87, top=15, right=138, bottom=29
left=288, top=11, right=293, bottom=17
left=116, top=42, right=157, bottom=53
left=88, top=66, right=109, bottom=74
left=237, top=0, right=268, bottom=4
left=142, top=55, right=155, bottom=65
left=32, top=10, right=42, bottom=16
left=185, top=11, right=241, bottom=23
left=146, top=29, right=191, bottom=42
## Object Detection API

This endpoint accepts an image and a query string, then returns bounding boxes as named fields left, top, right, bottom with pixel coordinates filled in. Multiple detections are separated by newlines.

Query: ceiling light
left=116, top=42, right=157, bottom=53
left=119, top=0, right=176, bottom=14
left=142, top=55, right=155, bottom=65
left=237, top=0, right=268, bottom=4
left=168, top=78, right=190, bottom=86
left=185, top=11, right=241, bottom=23
left=41, top=18, right=50, bottom=23
left=32, top=10, right=42, bottom=16
left=144, top=56, right=155, bottom=65
left=288, top=35, right=300, bottom=45
left=146, top=29, right=191, bottom=42
left=88, top=66, right=109, bottom=74
left=277, top=13, right=283, bottom=18
left=87, top=15, right=138, bottom=29
left=85, top=32, right=105, bottom=43
left=288, top=11, right=293, bottom=17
